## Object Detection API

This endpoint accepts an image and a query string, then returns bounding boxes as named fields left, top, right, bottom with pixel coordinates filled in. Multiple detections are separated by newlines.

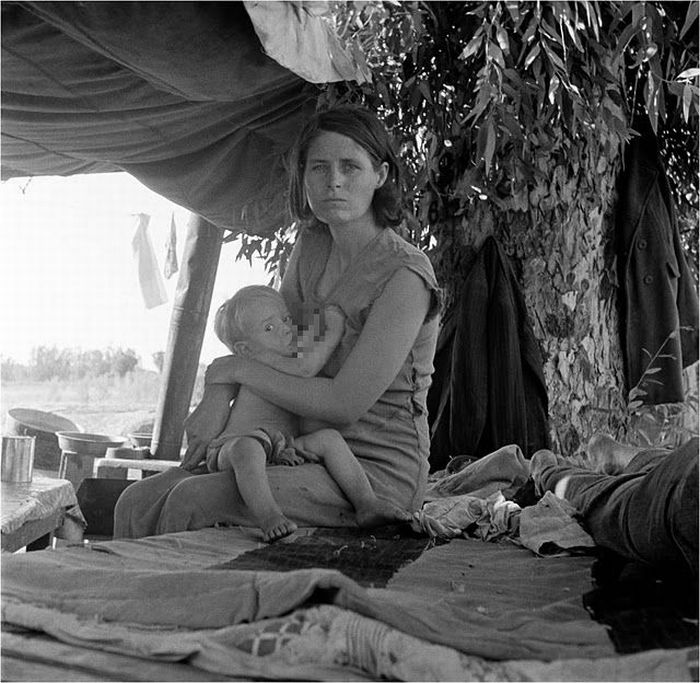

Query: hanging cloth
left=164, top=213, right=179, bottom=280
left=616, top=117, right=699, bottom=404
left=427, top=237, right=549, bottom=471
left=131, top=213, right=168, bottom=309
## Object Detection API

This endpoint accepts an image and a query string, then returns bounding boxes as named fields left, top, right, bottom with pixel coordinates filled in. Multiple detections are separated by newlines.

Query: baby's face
left=242, top=298, right=295, bottom=356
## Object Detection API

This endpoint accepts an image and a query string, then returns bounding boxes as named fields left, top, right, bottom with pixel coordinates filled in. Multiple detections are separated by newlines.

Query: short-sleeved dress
left=280, top=225, right=440, bottom=509
left=113, top=225, right=439, bottom=538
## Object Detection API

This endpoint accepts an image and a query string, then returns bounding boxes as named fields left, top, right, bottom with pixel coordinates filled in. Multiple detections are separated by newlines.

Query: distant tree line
left=1, top=346, right=140, bottom=382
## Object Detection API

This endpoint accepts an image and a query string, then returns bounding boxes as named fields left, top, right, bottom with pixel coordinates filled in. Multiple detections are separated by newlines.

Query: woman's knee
left=113, top=469, right=189, bottom=538
left=157, top=472, right=248, bottom=533
left=157, top=477, right=207, bottom=533
left=112, top=483, right=139, bottom=536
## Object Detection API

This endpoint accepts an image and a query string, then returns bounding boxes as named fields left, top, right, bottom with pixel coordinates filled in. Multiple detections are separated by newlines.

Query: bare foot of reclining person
left=259, top=512, right=298, bottom=542
left=587, top=433, right=640, bottom=474
left=355, top=499, right=413, bottom=529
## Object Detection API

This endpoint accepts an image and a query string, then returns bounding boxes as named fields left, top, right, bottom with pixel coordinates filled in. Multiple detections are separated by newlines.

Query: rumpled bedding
left=426, top=443, right=530, bottom=500
left=414, top=444, right=596, bottom=554
left=2, top=524, right=695, bottom=681
left=2, top=542, right=607, bottom=661
left=2, top=530, right=695, bottom=681
left=2, top=446, right=695, bottom=681
left=7, top=598, right=692, bottom=682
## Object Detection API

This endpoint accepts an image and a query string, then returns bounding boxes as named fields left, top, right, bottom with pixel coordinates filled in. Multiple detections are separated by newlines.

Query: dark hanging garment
left=428, top=237, right=549, bottom=471
left=616, top=120, right=699, bottom=404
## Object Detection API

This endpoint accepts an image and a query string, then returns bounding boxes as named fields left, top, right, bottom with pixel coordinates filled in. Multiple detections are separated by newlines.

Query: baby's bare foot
left=260, top=514, right=297, bottom=543
left=356, top=499, right=412, bottom=528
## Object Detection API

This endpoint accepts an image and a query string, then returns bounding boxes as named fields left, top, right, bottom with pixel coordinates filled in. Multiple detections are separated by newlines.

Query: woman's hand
left=181, top=385, right=233, bottom=471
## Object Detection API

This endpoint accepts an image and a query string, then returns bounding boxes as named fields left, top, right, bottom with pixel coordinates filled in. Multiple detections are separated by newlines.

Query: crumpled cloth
left=413, top=491, right=520, bottom=541
left=1, top=476, right=85, bottom=535
left=244, top=1, right=371, bottom=84
left=519, top=491, right=596, bottom=555
left=414, top=488, right=595, bottom=556
left=426, top=444, right=529, bottom=501
left=417, top=445, right=595, bottom=554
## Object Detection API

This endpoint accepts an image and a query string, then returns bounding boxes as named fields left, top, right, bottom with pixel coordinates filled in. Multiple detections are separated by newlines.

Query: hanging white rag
left=164, top=213, right=179, bottom=279
left=131, top=213, right=168, bottom=309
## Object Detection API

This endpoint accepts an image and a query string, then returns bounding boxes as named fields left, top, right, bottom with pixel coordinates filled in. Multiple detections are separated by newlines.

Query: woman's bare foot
left=587, top=433, right=640, bottom=474
left=260, top=513, right=297, bottom=542
left=356, top=499, right=413, bottom=528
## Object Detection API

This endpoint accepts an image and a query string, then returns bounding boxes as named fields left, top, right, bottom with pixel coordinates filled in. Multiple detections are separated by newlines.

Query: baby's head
left=214, top=285, right=295, bottom=357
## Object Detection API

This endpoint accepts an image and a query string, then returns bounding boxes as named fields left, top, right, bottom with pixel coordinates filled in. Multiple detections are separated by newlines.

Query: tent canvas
left=1, top=1, right=367, bottom=457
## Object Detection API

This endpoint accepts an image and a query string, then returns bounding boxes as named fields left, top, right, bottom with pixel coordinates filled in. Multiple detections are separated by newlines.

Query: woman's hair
left=214, top=285, right=284, bottom=352
left=287, top=106, right=405, bottom=228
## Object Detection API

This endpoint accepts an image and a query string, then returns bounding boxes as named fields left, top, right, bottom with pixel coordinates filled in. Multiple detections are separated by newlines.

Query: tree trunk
left=520, top=173, right=628, bottom=457
left=437, top=146, right=628, bottom=458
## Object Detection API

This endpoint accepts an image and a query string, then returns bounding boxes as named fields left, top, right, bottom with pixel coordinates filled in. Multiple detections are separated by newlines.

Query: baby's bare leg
left=217, top=437, right=297, bottom=542
left=295, top=429, right=412, bottom=527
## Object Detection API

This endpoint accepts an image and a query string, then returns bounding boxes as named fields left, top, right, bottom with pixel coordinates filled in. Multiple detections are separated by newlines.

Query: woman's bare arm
left=205, top=268, right=430, bottom=425
left=249, top=306, right=344, bottom=378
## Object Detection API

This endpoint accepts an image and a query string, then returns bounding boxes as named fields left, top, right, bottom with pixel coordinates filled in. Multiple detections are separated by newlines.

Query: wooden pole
left=151, top=215, right=223, bottom=460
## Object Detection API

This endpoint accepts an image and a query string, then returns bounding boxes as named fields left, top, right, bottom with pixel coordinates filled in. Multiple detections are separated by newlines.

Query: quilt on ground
left=2, top=527, right=696, bottom=681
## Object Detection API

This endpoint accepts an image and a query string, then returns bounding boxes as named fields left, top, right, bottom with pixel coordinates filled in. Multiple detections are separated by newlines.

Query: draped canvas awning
left=2, top=1, right=370, bottom=459
left=1, top=1, right=368, bottom=236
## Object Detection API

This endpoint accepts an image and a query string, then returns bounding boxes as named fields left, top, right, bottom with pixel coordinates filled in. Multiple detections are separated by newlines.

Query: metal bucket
left=1, top=435, right=35, bottom=482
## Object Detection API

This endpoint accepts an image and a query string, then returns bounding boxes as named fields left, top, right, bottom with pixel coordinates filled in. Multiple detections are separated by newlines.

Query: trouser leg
left=537, top=438, right=698, bottom=574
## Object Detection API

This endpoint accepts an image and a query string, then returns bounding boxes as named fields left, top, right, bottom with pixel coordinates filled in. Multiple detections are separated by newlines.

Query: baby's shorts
left=206, top=428, right=300, bottom=472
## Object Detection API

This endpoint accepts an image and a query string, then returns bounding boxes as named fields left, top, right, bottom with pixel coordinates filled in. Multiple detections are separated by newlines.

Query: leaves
left=678, top=68, right=700, bottom=80
left=680, top=1, right=699, bottom=39
left=524, top=42, right=541, bottom=68
left=235, top=1, right=697, bottom=454
left=484, top=119, right=496, bottom=173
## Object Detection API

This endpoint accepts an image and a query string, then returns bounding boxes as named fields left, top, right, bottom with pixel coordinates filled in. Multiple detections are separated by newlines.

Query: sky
left=1, top=173, right=270, bottom=370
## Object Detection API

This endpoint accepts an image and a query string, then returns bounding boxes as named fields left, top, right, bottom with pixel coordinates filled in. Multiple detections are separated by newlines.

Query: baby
left=191, top=285, right=410, bottom=542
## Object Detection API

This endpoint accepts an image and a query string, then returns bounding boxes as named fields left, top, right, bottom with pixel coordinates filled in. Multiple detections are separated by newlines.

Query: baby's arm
left=252, top=305, right=344, bottom=378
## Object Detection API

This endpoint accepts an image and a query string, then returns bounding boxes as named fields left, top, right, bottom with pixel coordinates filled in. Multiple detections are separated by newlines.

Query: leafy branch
left=626, top=328, right=683, bottom=412
left=626, top=326, right=699, bottom=447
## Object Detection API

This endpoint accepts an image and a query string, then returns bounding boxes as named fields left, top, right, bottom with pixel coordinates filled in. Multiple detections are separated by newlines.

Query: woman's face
left=303, top=131, right=388, bottom=229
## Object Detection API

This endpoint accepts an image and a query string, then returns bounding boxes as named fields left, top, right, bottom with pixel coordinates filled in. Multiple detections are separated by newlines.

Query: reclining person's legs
left=531, top=438, right=698, bottom=576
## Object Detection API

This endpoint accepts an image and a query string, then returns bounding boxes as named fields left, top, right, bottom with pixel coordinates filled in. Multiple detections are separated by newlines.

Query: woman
left=113, top=106, right=440, bottom=538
